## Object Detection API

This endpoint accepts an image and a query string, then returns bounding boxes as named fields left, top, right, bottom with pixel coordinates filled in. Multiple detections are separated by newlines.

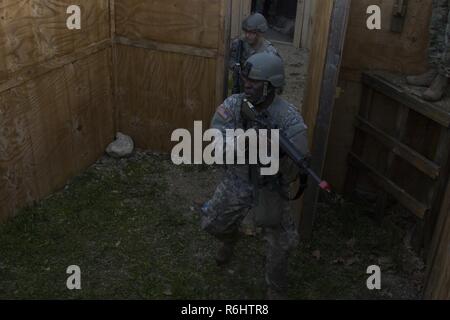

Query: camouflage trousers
left=429, top=0, right=450, bottom=77
left=200, top=167, right=299, bottom=293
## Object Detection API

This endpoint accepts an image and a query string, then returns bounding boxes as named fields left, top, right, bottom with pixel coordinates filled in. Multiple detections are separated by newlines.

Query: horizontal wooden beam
left=355, top=116, right=441, bottom=180
left=0, top=39, right=112, bottom=94
left=362, top=72, right=450, bottom=128
left=349, top=152, right=429, bottom=219
left=114, top=36, right=218, bottom=59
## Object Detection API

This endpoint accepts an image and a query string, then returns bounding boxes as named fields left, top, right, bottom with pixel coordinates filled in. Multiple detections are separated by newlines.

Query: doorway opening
left=251, top=0, right=298, bottom=44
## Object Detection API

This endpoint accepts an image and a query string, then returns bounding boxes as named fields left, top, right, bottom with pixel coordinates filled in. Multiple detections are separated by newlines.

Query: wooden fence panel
left=425, top=179, right=450, bottom=299
left=0, top=0, right=110, bottom=83
left=114, top=0, right=227, bottom=152
left=0, top=1, right=113, bottom=221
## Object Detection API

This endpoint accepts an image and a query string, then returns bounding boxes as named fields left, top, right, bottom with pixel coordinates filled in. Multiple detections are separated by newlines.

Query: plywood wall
left=295, top=0, right=317, bottom=49
left=324, top=0, right=433, bottom=192
left=1, top=0, right=227, bottom=220
left=425, top=179, right=450, bottom=299
left=302, top=0, right=334, bottom=147
left=114, top=0, right=227, bottom=152
left=0, top=0, right=110, bottom=83
left=0, top=0, right=114, bottom=221
left=230, top=0, right=251, bottom=40
left=300, top=0, right=350, bottom=238
left=115, top=45, right=216, bottom=151
left=341, top=0, right=432, bottom=80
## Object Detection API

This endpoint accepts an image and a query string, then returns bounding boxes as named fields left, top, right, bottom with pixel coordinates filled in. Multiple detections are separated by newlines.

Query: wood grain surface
left=0, top=49, right=114, bottom=221
left=0, top=0, right=110, bottom=83
left=115, top=44, right=216, bottom=152
left=115, top=0, right=221, bottom=49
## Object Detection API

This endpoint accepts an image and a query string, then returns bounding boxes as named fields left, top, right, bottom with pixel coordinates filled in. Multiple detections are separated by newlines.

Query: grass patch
left=0, top=153, right=422, bottom=299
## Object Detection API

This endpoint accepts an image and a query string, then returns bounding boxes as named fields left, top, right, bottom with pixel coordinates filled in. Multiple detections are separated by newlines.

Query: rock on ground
left=106, top=132, right=134, bottom=158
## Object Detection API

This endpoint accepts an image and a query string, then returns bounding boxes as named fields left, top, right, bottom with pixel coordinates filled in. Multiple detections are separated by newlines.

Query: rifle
left=241, top=98, right=332, bottom=198
left=231, top=39, right=243, bottom=94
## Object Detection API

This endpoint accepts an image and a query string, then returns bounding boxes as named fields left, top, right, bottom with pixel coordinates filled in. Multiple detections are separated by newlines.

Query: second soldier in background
left=229, top=13, right=281, bottom=94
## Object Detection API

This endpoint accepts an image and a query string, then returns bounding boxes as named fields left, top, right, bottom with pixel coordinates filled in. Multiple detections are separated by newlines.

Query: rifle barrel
left=242, top=99, right=332, bottom=193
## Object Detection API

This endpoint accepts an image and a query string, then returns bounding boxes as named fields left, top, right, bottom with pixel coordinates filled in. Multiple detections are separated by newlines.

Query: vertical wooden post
left=300, top=0, right=318, bottom=49
left=216, top=0, right=229, bottom=106
left=424, top=128, right=450, bottom=253
left=109, top=0, right=118, bottom=134
left=294, top=0, right=306, bottom=48
left=230, top=0, right=252, bottom=40
left=300, top=0, right=351, bottom=239
left=222, top=0, right=232, bottom=100
left=424, top=178, right=450, bottom=299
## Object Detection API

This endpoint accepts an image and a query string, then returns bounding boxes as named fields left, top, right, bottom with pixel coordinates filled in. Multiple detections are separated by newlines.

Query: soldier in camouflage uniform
left=201, top=53, right=309, bottom=299
left=407, top=0, right=450, bottom=101
left=229, top=13, right=280, bottom=80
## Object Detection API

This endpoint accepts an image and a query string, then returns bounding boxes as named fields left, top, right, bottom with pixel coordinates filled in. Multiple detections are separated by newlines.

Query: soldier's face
left=244, top=31, right=258, bottom=45
left=242, top=75, right=266, bottom=104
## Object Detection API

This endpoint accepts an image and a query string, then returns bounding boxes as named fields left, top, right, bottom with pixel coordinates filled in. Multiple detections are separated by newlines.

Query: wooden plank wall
left=230, top=0, right=252, bottom=40
left=341, top=0, right=432, bottom=81
left=0, top=0, right=114, bottom=221
left=323, top=0, right=433, bottom=192
left=114, top=0, right=227, bottom=152
left=297, top=0, right=317, bottom=49
left=298, top=0, right=334, bottom=234
left=300, top=0, right=351, bottom=238
left=425, top=179, right=450, bottom=299
left=0, top=0, right=110, bottom=83
left=302, top=0, right=334, bottom=147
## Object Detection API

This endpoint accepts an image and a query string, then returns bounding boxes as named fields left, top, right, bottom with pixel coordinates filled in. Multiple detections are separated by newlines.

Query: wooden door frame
left=299, top=0, right=352, bottom=239
left=230, top=0, right=252, bottom=40
left=294, top=0, right=317, bottom=49
left=225, top=0, right=352, bottom=239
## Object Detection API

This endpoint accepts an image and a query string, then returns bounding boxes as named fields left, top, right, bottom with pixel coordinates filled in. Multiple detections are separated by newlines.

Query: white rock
left=106, top=132, right=134, bottom=158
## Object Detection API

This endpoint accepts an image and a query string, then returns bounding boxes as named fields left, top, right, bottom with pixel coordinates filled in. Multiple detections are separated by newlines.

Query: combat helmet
left=242, top=52, right=285, bottom=88
left=242, top=13, right=269, bottom=33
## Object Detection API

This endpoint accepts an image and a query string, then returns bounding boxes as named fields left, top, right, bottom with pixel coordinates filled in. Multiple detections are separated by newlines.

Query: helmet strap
left=263, top=82, right=268, bottom=97
left=254, top=82, right=275, bottom=107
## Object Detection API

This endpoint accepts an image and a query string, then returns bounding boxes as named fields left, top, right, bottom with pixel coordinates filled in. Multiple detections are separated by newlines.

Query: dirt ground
left=0, top=151, right=425, bottom=299
left=277, top=43, right=309, bottom=112
left=0, top=45, right=425, bottom=300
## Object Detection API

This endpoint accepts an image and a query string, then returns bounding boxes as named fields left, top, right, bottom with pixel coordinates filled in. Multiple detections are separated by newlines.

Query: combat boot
left=215, top=241, right=236, bottom=266
left=423, top=74, right=449, bottom=102
left=406, top=69, right=438, bottom=87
